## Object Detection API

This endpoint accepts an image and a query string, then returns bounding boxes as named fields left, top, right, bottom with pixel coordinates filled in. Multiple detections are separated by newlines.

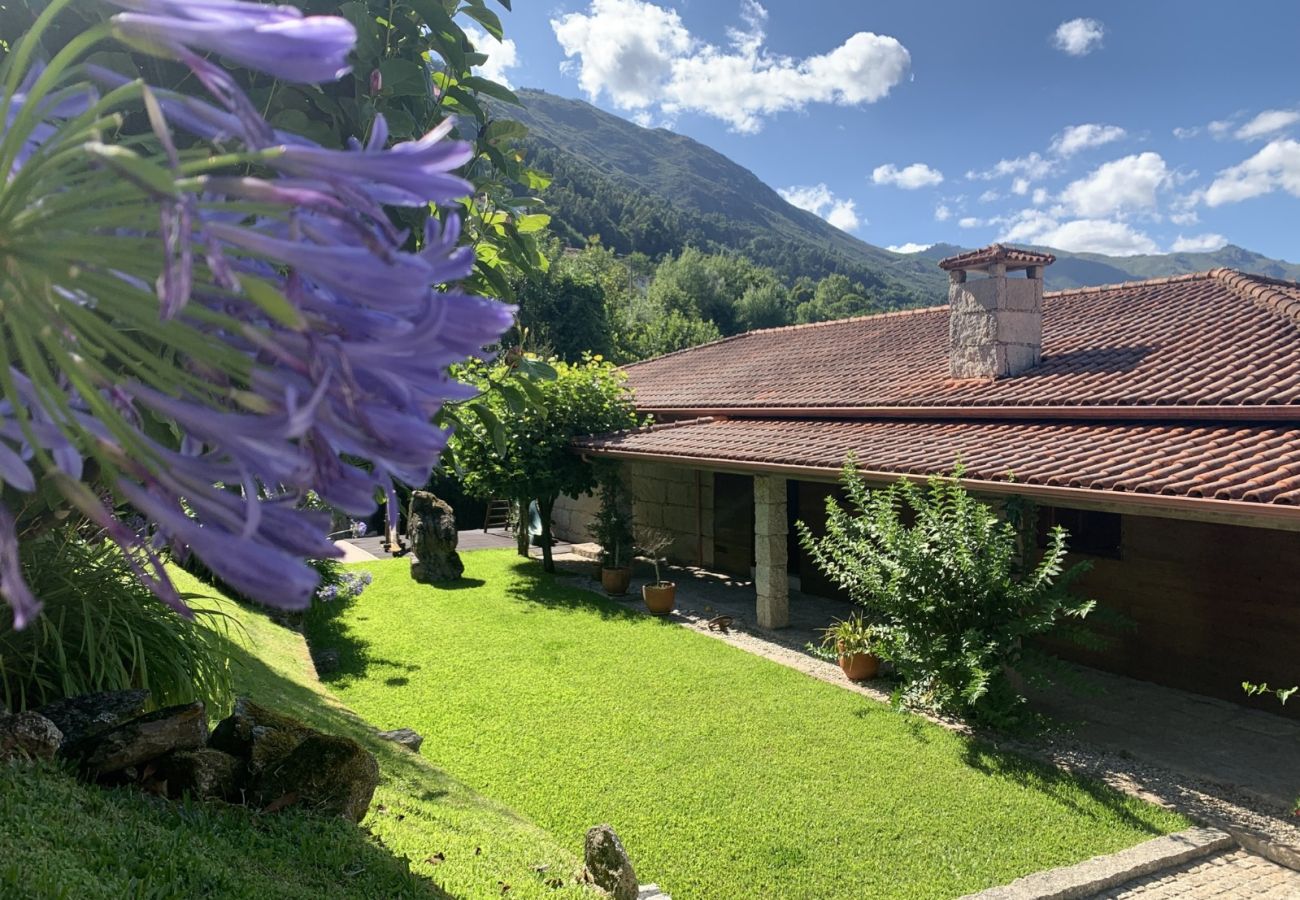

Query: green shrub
left=0, top=529, right=235, bottom=714
left=797, top=460, right=1097, bottom=727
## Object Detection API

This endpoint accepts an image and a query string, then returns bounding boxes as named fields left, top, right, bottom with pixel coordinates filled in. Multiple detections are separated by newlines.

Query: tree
left=452, top=356, right=638, bottom=572
left=796, top=273, right=884, bottom=323
left=515, top=266, right=613, bottom=361
left=735, top=282, right=792, bottom=331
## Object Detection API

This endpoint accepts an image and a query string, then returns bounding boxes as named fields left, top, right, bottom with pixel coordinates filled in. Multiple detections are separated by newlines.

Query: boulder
left=313, top=648, right=341, bottom=676
left=157, top=748, right=245, bottom=801
left=209, top=697, right=311, bottom=769
left=70, top=701, right=207, bottom=778
left=37, top=689, right=150, bottom=748
left=407, top=491, right=464, bottom=583
left=0, top=712, right=63, bottom=763
left=584, top=825, right=639, bottom=900
left=252, top=732, right=379, bottom=822
left=376, top=728, right=423, bottom=752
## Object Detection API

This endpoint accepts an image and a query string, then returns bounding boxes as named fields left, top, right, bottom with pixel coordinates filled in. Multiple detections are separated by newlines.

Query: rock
left=36, top=689, right=150, bottom=748
left=584, top=825, right=639, bottom=900
left=157, top=748, right=245, bottom=801
left=376, top=728, right=423, bottom=752
left=407, top=491, right=464, bottom=583
left=313, top=648, right=341, bottom=676
left=252, top=732, right=379, bottom=822
left=70, top=701, right=207, bottom=778
left=209, top=697, right=311, bottom=768
left=0, top=712, right=63, bottom=763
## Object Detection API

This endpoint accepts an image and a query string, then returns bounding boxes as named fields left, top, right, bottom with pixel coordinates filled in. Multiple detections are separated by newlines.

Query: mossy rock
left=210, top=697, right=311, bottom=770
left=252, top=732, right=379, bottom=823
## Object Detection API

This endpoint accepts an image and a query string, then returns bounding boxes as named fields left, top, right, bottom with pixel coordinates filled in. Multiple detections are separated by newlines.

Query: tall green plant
left=798, top=459, right=1098, bottom=727
left=1, top=529, right=235, bottom=714
left=591, top=469, right=634, bottom=570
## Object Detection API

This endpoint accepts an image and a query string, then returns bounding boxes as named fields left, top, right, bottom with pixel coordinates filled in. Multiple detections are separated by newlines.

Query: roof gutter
left=579, top=447, right=1300, bottom=533
left=637, top=405, right=1300, bottom=424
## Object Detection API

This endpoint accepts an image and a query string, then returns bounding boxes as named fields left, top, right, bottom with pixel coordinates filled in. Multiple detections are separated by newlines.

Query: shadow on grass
left=959, top=738, right=1169, bottom=836
left=218, top=625, right=551, bottom=832
left=305, top=590, right=424, bottom=683
left=502, top=559, right=650, bottom=624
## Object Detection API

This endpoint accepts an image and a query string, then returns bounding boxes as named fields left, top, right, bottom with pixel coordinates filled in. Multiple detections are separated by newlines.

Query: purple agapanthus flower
left=107, top=0, right=356, bottom=84
left=0, top=0, right=516, bottom=626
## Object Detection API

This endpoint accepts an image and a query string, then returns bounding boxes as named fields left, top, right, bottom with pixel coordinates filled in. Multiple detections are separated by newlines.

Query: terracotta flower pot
left=601, top=567, right=632, bottom=596
left=642, top=581, right=676, bottom=615
left=838, top=651, right=880, bottom=681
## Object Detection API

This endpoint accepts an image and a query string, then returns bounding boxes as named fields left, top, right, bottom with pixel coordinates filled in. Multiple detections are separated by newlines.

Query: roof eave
left=576, top=446, right=1300, bottom=534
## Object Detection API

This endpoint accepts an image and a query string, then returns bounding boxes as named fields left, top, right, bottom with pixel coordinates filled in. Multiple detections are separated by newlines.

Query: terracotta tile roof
left=576, top=417, right=1300, bottom=509
left=625, top=269, right=1300, bottom=411
left=937, top=243, right=1056, bottom=270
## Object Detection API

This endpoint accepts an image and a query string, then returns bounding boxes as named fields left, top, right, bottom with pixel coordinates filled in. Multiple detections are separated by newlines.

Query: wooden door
left=712, top=473, right=754, bottom=578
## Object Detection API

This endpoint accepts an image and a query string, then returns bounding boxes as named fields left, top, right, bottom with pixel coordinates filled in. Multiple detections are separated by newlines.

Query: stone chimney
left=938, top=244, right=1055, bottom=379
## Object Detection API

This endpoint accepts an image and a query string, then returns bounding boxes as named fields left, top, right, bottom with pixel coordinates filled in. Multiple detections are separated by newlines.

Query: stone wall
left=551, top=461, right=714, bottom=567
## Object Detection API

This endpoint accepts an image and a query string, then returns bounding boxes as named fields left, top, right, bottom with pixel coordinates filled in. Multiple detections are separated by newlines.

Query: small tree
left=590, top=468, right=634, bottom=569
left=798, top=458, right=1098, bottom=727
left=634, top=525, right=675, bottom=586
left=453, top=355, right=638, bottom=572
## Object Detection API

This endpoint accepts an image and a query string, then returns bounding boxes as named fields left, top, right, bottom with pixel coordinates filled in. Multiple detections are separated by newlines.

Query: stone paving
left=1087, top=849, right=1300, bottom=898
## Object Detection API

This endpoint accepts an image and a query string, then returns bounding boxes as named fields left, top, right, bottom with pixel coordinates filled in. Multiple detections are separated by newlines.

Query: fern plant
left=798, top=458, right=1098, bottom=727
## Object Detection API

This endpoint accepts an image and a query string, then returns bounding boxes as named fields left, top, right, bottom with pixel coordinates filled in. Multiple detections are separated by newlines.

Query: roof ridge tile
left=1210, top=268, right=1300, bottom=326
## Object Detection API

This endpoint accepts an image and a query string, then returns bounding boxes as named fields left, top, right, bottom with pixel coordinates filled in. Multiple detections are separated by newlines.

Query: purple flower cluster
left=0, top=0, right=514, bottom=627
left=316, top=569, right=372, bottom=604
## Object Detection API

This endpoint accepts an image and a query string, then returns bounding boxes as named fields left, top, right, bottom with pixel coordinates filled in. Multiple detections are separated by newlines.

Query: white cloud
left=871, top=162, right=943, bottom=189
left=1235, top=109, right=1300, bottom=141
left=1204, top=138, right=1300, bottom=206
left=1171, top=233, right=1228, bottom=253
left=999, top=210, right=1158, bottom=256
left=778, top=182, right=862, bottom=231
left=464, top=25, right=519, bottom=87
left=1052, top=18, right=1104, bottom=56
left=1059, top=152, right=1170, bottom=217
left=1032, top=187, right=1049, bottom=205
left=1208, top=119, right=1233, bottom=138
left=1169, top=210, right=1199, bottom=226
left=1172, top=126, right=1199, bottom=140
left=967, top=152, right=1054, bottom=182
left=978, top=190, right=1000, bottom=203
left=552, top=0, right=911, bottom=133
left=1050, top=123, right=1126, bottom=156
left=887, top=242, right=932, bottom=254
left=934, top=203, right=952, bottom=222
left=958, top=216, right=981, bottom=228
left=1011, top=177, right=1030, bottom=196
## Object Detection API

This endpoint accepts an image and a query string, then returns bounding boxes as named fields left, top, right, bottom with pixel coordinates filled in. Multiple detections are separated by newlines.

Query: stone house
left=554, top=245, right=1300, bottom=713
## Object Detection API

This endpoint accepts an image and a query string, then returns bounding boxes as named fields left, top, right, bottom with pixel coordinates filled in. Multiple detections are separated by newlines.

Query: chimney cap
left=938, top=243, right=1056, bottom=272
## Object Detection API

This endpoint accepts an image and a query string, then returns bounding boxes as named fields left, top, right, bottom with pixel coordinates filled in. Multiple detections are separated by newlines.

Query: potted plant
left=589, top=469, right=633, bottom=595
left=636, top=526, right=676, bottom=615
left=813, top=614, right=881, bottom=681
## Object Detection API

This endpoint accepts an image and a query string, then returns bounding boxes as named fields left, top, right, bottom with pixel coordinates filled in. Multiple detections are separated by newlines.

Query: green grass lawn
left=0, top=567, right=588, bottom=899
left=310, top=550, right=1189, bottom=900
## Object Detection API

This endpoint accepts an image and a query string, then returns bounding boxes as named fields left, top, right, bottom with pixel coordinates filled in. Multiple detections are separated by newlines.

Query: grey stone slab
left=959, top=828, right=1234, bottom=900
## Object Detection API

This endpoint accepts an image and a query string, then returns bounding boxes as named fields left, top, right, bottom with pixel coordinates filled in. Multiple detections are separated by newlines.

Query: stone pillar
left=753, top=474, right=788, bottom=629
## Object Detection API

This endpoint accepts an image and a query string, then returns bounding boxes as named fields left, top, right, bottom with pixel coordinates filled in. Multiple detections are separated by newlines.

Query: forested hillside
left=511, top=89, right=941, bottom=307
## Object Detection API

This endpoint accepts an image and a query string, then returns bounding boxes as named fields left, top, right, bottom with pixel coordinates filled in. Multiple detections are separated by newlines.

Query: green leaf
left=379, top=59, right=432, bottom=98
left=515, top=213, right=550, bottom=234
left=469, top=402, right=507, bottom=455
left=459, top=75, right=518, bottom=105
left=83, top=143, right=176, bottom=198
left=239, top=274, right=305, bottom=328
left=481, top=119, right=528, bottom=144
left=460, top=4, right=504, bottom=39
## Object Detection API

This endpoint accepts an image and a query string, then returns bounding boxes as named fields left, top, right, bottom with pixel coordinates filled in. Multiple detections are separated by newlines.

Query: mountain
left=511, top=89, right=1300, bottom=300
left=511, top=89, right=941, bottom=307
left=902, top=243, right=1300, bottom=292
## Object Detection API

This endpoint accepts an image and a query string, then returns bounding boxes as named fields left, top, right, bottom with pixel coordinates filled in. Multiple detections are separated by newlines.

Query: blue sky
left=472, top=1, right=1300, bottom=260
